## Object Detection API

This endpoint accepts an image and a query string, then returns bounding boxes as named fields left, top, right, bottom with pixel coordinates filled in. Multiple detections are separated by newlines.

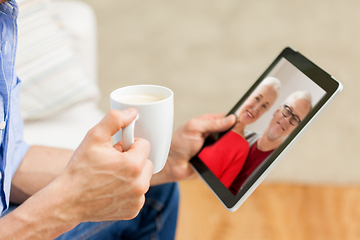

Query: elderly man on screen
left=229, top=90, right=312, bottom=195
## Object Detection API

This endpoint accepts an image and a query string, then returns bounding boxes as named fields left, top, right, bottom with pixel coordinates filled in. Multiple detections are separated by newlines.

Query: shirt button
left=0, top=121, right=6, bottom=130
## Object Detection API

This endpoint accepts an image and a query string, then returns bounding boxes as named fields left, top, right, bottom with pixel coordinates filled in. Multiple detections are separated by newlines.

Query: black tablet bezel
left=190, top=47, right=342, bottom=210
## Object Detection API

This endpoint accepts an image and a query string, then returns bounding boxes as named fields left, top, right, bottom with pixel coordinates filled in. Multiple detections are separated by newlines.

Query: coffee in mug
left=119, top=94, right=164, bottom=104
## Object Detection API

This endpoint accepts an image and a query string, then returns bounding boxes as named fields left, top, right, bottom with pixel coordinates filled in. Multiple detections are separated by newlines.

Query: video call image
left=197, top=58, right=326, bottom=195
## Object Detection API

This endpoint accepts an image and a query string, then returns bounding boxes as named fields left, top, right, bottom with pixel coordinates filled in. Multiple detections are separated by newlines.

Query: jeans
left=4, top=183, right=179, bottom=240
left=55, top=183, right=179, bottom=240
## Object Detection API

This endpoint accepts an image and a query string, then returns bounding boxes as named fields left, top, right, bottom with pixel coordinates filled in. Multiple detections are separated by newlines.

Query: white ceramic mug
left=110, top=85, right=174, bottom=174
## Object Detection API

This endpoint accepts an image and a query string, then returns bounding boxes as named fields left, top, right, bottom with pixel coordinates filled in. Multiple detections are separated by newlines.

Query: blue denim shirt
left=0, top=0, right=30, bottom=215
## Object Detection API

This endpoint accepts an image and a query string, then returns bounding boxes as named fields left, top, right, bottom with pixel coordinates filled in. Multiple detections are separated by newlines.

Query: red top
left=198, top=131, right=249, bottom=188
left=229, top=140, right=273, bottom=195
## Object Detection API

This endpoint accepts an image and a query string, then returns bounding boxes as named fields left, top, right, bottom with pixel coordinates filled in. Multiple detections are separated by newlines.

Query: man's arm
left=11, top=113, right=236, bottom=203
left=10, top=146, right=73, bottom=204
left=1, top=109, right=153, bottom=239
left=11, top=112, right=236, bottom=201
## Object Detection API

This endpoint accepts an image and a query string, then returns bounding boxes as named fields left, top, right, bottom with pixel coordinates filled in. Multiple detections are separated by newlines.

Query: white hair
left=283, top=90, right=313, bottom=110
left=257, top=77, right=282, bottom=97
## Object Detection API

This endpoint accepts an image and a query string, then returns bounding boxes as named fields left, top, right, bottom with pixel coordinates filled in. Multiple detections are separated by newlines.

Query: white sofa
left=18, top=0, right=105, bottom=150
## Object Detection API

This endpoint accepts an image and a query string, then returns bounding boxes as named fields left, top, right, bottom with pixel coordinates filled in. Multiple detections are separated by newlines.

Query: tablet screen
left=190, top=47, right=342, bottom=211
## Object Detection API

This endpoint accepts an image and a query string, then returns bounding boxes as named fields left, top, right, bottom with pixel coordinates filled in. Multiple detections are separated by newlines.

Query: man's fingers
left=197, top=114, right=236, bottom=134
left=90, top=109, right=138, bottom=142
left=201, top=113, right=227, bottom=120
left=135, top=158, right=154, bottom=191
left=113, top=141, right=123, bottom=152
left=124, top=138, right=152, bottom=170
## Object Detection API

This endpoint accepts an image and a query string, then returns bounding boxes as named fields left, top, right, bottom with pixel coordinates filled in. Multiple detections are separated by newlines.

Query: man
left=229, top=90, right=312, bottom=195
left=0, top=1, right=237, bottom=239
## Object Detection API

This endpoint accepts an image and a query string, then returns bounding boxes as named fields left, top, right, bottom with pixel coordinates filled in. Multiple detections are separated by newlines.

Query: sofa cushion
left=23, top=101, right=104, bottom=150
left=16, top=0, right=100, bottom=120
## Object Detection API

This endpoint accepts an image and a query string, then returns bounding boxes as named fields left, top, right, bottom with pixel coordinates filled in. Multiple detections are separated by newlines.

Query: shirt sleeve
left=9, top=76, right=30, bottom=177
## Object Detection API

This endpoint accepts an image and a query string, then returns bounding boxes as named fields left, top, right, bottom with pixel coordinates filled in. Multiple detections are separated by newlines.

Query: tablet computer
left=190, top=47, right=343, bottom=212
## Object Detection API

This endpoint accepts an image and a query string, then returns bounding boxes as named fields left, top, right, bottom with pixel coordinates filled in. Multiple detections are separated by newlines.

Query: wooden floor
left=175, top=180, right=360, bottom=240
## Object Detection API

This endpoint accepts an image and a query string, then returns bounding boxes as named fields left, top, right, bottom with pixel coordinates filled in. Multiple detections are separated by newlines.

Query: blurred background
left=79, top=0, right=358, bottom=185
left=75, top=0, right=359, bottom=239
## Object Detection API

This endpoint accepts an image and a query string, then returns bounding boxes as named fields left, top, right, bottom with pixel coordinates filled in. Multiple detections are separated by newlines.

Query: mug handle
left=122, top=115, right=139, bottom=151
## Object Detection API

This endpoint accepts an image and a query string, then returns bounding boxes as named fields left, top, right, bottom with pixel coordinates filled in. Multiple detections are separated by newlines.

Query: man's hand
left=151, top=113, right=236, bottom=185
left=58, top=109, right=154, bottom=222
left=1, top=109, right=154, bottom=239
